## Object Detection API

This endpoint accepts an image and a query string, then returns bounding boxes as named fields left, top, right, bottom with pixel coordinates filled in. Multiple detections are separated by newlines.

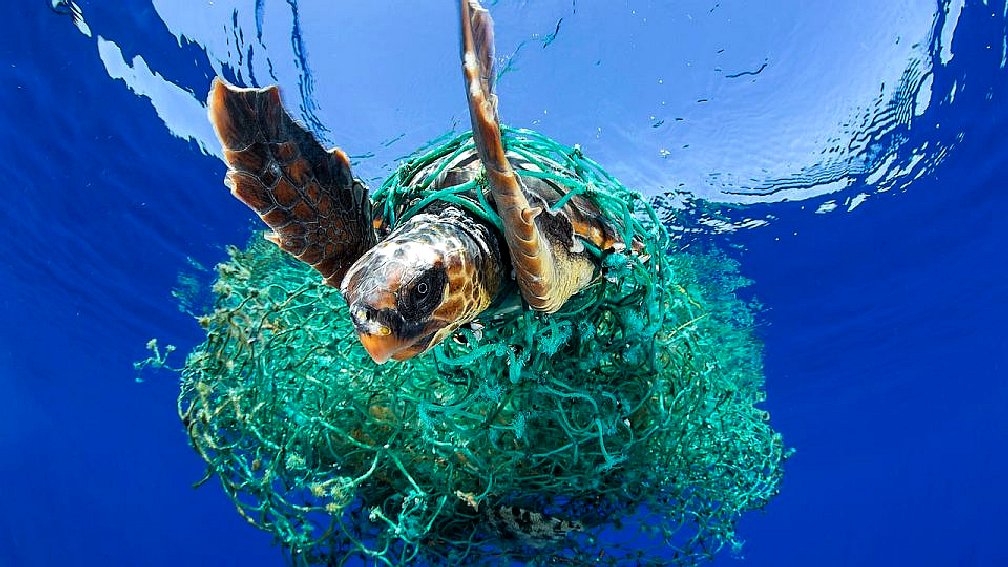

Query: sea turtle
left=208, top=0, right=627, bottom=364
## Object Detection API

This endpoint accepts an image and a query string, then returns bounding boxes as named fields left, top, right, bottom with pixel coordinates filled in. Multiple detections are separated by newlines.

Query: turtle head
left=340, top=215, right=495, bottom=363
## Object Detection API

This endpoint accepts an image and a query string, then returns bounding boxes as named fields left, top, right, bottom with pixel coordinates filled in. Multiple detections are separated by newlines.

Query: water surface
left=2, top=1, right=1006, bottom=565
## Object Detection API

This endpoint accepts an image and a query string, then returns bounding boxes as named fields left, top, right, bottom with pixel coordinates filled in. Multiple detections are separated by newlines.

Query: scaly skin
left=341, top=205, right=502, bottom=363
left=460, top=0, right=596, bottom=312
left=209, top=78, right=503, bottom=363
left=208, top=0, right=622, bottom=363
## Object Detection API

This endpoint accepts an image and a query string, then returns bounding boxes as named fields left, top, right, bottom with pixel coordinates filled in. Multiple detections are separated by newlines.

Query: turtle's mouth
left=357, top=330, right=437, bottom=364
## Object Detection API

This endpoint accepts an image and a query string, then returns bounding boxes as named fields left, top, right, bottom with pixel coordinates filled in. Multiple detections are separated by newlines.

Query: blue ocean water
left=1, top=0, right=1005, bottom=565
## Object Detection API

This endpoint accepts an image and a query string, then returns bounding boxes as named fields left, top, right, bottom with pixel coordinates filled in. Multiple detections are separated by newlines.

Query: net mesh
left=167, top=128, right=789, bottom=565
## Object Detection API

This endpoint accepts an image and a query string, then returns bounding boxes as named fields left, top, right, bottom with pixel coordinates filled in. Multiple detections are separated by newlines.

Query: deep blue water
left=2, top=1, right=1006, bottom=565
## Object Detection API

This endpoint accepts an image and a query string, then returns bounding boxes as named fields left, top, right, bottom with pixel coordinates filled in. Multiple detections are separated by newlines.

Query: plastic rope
left=166, top=128, right=790, bottom=566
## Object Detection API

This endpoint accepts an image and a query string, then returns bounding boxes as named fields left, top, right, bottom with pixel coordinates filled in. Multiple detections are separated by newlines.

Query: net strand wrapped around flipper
left=176, top=128, right=789, bottom=566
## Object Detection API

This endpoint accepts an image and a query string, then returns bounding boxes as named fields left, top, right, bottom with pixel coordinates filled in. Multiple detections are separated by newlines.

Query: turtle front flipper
left=460, top=0, right=595, bottom=313
left=208, top=78, right=375, bottom=288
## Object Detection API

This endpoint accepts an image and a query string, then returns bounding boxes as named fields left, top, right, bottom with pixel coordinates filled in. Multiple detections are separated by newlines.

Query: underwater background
left=2, top=0, right=1006, bottom=565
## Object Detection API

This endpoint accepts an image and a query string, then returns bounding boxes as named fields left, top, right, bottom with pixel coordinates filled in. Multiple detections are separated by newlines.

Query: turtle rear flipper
left=208, top=78, right=375, bottom=288
left=460, top=0, right=595, bottom=313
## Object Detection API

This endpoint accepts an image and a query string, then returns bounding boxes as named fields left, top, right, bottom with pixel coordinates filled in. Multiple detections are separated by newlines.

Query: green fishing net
left=169, top=128, right=789, bottom=565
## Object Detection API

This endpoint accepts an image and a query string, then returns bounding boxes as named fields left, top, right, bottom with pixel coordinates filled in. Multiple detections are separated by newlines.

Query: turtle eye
left=398, top=266, right=447, bottom=322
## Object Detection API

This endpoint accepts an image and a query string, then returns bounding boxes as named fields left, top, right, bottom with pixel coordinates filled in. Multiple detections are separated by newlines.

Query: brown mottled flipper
left=207, top=78, right=375, bottom=288
left=460, top=0, right=594, bottom=313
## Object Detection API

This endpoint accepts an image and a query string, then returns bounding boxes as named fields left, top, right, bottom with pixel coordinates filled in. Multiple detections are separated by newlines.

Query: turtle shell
left=371, top=133, right=622, bottom=262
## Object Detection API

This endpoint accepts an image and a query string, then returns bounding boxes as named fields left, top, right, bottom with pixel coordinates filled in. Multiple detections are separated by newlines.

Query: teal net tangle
left=173, top=128, right=791, bottom=565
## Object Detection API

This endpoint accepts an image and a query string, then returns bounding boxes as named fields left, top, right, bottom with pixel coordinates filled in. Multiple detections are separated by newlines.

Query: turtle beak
left=347, top=294, right=441, bottom=363
left=357, top=332, right=416, bottom=364
left=347, top=293, right=411, bottom=364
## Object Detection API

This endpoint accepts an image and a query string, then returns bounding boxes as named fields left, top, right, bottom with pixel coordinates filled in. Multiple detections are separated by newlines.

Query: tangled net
left=169, top=129, right=789, bottom=565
